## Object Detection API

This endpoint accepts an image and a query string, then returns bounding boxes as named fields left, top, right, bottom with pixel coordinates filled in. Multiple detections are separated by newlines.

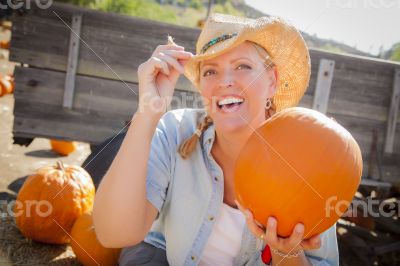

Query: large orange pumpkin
left=234, top=107, right=362, bottom=238
left=50, top=139, right=77, bottom=156
left=15, top=161, right=95, bottom=244
left=71, top=213, right=121, bottom=266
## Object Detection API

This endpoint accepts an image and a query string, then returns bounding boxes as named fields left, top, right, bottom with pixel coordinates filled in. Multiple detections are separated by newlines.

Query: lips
left=216, top=95, right=245, bottom=113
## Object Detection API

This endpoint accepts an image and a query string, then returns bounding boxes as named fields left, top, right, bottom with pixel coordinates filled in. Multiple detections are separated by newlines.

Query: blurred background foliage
left=55, top=0, right=245, bottom=27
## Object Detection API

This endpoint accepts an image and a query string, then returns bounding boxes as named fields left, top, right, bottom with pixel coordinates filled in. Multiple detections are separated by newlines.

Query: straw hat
left=184, top=13, right=311, bottom=112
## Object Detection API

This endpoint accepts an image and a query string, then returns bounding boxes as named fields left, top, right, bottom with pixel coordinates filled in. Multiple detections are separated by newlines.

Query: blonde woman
left=93, top=13, right=339, bottom=266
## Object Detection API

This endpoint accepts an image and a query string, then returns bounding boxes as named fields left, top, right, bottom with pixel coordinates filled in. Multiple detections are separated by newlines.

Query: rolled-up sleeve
left=305, top=224, right=339, bottom=266
left=145, top=112, right=177, bottom=213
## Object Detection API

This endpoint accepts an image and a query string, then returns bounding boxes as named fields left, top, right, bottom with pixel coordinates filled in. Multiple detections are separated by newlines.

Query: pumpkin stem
left=56, top=161, right=65, bottom=172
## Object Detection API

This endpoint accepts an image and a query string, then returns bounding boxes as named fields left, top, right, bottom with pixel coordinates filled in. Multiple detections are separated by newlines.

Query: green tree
left=189, top=0, right=203, bottom=10
left=389, top=43, right=400, bottom=62
left=213, top=0, right=243, bottom=16
left=321, top=43, right=343, bottom=54
left=94, top=0, right=177, bottom=24
left=95, top=0, right=136, bottom=14
left=55, top=0, right=96, bottom=7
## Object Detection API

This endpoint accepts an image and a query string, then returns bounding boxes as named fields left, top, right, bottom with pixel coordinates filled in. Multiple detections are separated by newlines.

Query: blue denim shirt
left=143, top=108, right=339, bottom=266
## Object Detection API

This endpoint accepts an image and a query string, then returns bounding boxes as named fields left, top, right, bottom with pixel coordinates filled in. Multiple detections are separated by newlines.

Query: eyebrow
left=201, top=57, right=253, bottom=68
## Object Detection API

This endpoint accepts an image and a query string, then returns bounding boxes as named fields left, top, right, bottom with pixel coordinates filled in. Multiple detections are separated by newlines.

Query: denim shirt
left=143, top=108, right=339, bottom=266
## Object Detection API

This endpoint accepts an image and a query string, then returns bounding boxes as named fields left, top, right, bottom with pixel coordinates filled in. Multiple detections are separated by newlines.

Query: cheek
left=240, top=71, right=273, bottom=97
left=241, top=77, right=270, bottom=111
left=199, top=81, right=215, bottom=108
left=241, top=78, right=269, bottom=98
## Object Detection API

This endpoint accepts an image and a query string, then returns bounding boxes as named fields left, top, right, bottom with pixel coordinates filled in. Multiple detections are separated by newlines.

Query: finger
left=265, top=217, right=278, bottom=244
left=234, top=200, right=264, bottom=229
left=164, top=50, right=194, bottom=60
left=158, top=53, right=184, bottom=73
left=234, top=201, right=265, bottom=239
left=254, top=219, right=265, bottom=230
left=179, top=58, right=191, bottom=68
left=244, top=210, right=266, bottom=239
left=149, top=57, right=170, bottom=75
left=287, top=223, right=305, bottom=248
left=153, top=44, right=184, bottom=55
left=234, top=200, right=245, bottom=212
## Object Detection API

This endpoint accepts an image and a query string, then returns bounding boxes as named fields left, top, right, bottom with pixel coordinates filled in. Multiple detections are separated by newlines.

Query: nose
left=218, top=70, right=235, bottom=89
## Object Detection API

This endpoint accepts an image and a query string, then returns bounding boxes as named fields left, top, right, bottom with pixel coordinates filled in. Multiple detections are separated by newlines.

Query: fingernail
left=296, top=224, right=304, bottom=233
left=268, top=217, right=276, bottom=226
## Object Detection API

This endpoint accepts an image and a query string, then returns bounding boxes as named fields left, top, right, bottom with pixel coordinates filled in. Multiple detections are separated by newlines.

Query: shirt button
left=214, top=177, right=218, bottom=181
left=191, top=256, right=196, bottom=260
left=209, top=216, right=214, bottom=221
left=208, top=138, right=212, bottom=143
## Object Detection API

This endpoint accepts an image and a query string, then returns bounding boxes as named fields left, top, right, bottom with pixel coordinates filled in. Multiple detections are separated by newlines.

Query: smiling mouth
left=216, top=97, right=245, bottom=112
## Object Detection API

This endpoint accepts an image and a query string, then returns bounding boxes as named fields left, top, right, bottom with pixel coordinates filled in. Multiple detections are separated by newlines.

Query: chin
left=213, top=116, right=252, bottom=134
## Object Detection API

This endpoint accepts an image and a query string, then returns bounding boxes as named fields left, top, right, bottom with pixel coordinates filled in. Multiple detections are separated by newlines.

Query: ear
left=267, top=66, right=278, bottom=96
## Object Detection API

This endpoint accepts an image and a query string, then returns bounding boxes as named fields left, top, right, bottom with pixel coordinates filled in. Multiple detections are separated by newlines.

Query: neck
left=213, top=127, right=254, bottom=166
left=212, top=112, right=266, bottom=164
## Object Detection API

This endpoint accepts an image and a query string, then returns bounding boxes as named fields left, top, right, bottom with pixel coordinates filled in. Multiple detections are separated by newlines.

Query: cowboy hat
left=183, top=13, right=311, bottom=112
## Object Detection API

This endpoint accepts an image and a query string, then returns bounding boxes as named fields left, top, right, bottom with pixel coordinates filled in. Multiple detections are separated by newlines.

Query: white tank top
left=199, top=203, right=246, bottom=266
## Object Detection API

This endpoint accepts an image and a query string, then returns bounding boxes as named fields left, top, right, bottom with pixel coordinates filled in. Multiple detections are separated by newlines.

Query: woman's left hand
left=235, top=200, right=322, bottom=255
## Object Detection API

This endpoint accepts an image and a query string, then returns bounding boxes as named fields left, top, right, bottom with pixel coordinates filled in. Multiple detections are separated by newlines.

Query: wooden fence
left=9, top=2, right=400, bottom=188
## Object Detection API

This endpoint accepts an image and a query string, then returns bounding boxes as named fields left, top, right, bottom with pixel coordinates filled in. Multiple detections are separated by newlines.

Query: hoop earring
left=265, top=98, right=272, bottom=110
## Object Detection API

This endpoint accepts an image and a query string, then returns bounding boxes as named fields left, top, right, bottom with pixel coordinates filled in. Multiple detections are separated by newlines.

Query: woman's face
left=199, top=41, right=277, bottom=134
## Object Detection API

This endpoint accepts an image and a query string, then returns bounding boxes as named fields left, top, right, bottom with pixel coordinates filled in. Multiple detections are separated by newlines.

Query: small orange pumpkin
left=234, top=107, right=362, bottom=238
left=0, top=75, right=13, bottom=94
left=15, top=161, right=95, bottom=244
left=0, top=83, right=4, bottom=97
left=50, top=139, right=77, bottom=156
left=4, top=75, right=14, bottom=93
left=0, top=40, right=9, bottom=49
left=71, top=213, right=121, bottom=266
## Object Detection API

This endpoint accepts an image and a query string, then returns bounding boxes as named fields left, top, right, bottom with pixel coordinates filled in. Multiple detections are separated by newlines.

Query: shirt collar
left=202, top=121, right=216, bottom=155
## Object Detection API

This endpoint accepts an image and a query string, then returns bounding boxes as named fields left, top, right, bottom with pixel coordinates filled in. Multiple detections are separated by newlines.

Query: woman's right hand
left=137, top=43, right=193, bottom=116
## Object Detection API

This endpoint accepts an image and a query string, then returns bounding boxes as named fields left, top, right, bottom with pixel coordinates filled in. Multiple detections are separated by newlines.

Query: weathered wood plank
left=384, top=69, right=400, bottom=153
left=13, top=66, right=202, bottom=144
left=312, top=59, right=335, bottom=113
left=13, top=66, right=400, bottom=151
left=63, top=13, right=82, bottom=108
left=309, top=49, right=397, bottom=107
left=10, top=2, right=199, bottom=91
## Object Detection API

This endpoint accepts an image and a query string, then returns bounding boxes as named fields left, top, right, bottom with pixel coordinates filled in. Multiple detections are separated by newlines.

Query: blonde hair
left=178, top=42, right=277, bottom=159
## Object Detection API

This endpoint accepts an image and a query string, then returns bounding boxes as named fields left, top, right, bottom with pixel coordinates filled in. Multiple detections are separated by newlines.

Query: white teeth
left=218, top=97, right=244, bottom=106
